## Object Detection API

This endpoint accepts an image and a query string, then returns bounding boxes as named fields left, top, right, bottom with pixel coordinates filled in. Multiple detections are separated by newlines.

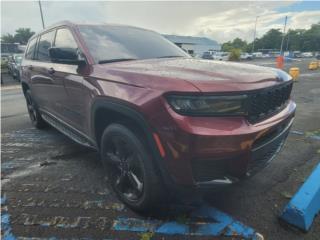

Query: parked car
left=8, top=54, right=23, bottom=81
left=1, top=54, right=10, bottom=83
left=301, top=52, right=313, bottom=58
left=240, top=52, right=253, bottom=60
left=213, top=52, right=229, bottom=61
left=261, top=53, right=271, bottom=58
left=8, top=55, right=15, bottom=75
left=1, top=54, right=9, bottom=68
left=252, top=52, right=263, bottom=58
left=21, top=21, right=296, bottom=211
left=316, top=53, right=320, bottom=60
left=293, top=51, right=302, bottom=58
left=202, top=51, right=214, bottom=59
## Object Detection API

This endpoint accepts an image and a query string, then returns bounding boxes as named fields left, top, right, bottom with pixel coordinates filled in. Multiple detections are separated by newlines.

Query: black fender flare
left=91, top=97, right=173, bottom=187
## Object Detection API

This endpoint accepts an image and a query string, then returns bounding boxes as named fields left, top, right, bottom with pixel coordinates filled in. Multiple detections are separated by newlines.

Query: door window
left=37, top=30, right=55, bottom=61
left=54, top=28, right=78, bottom=49
left=25, top=37, right=37, bottom=60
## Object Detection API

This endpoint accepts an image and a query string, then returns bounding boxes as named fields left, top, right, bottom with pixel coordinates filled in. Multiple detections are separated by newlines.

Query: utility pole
left=280, top=16, right=288, bottom=56
left=38, top=0, right=45, bottom=29
left=286, top=29, right=290, bottom=51
left=251, top=16, right=259, bottom=53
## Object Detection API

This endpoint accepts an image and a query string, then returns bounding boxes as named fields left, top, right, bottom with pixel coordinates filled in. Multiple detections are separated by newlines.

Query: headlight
left=167, top=95, right=247, bottom=116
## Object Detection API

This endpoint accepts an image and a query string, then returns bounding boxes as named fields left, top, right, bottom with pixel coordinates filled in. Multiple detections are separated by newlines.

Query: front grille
left=248, top=82, right=293, bottom=123
left=191, top=158, right=227, bottom=182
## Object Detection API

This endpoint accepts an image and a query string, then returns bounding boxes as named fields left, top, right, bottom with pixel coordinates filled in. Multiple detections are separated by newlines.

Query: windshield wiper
left=98, top=58, right=137, bottom=64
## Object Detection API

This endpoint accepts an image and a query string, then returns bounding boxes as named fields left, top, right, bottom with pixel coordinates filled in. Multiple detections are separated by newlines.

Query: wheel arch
left=91, top=98, right=173, bottom=186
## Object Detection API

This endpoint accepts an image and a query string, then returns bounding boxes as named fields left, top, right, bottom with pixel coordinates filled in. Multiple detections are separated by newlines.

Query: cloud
left=188, top=3, right=320, bottom=43
left=289, top=10, right=320, bottom=29
left=1, top=1, right=319, bottom=43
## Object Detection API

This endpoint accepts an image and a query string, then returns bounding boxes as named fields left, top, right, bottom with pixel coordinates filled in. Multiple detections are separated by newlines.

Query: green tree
left=13, top=28, right=35, bottom=44
left=1, top=28, right=35, bottom=44
left=246, top=42, right=253, bottom=52
left=221, top=41, right=233, bottom=52
left=229, top=48, right=241, bottom=61
left=221, top=38, right=248, bottom=52
left=222, top=22, right=320, bottom=53
left=1, top=33, right=15, bottom=43
left=285, top=29, right=305, bottom=51
left=255, top=29, right=283, bottom=50
left=301, top=23, right=320, bottom=51
left=232, top=38, right=247, bottom=50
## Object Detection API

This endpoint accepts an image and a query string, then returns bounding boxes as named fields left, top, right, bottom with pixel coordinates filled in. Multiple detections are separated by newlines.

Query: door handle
left=48, top=67, right=55, bottom=74
left=28, top=65, right=33, bottom=70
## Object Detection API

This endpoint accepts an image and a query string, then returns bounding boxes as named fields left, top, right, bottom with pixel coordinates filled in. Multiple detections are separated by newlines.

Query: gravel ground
left=1, top=58, right=320, bottom=239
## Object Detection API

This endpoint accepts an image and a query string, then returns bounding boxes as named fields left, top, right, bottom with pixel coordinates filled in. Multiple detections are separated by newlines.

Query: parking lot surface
left=1, top=58, right=320, bottom=239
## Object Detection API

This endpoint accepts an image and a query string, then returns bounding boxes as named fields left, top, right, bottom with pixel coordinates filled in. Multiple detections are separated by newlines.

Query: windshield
left=78, top=25, right=189, bottom=63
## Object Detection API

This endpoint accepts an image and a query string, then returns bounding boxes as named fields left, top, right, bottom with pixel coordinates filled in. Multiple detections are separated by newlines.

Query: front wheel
left=25, top=90, right=47, bottom=129
left=100, top=123, right=164, bottom=212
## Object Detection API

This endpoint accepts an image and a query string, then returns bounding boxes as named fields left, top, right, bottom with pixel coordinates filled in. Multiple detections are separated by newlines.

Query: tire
left=15, top=71, right=21, bottom=82
left=100, top=123, right=163, bottom=212
left=25, top=90, right=47, bottom=129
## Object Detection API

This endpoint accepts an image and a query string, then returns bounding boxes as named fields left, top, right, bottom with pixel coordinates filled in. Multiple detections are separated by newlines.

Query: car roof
left=32, top=21, right=152, bottom=38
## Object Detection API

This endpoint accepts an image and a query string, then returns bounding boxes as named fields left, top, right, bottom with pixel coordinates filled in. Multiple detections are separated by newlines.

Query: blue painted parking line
left=290, top=130, right=304, bottom=135
left=310, top=135, right=320, bottom=141
left=1, top=195, right=7, bottom=205
left=281, top=162, right=320, bottom=231
left=290, top=130, right=320, bottom=141
left=192, top=205, right=259, bottom=238
left=1, top=195, right=16, bottom=240
left=113, top=205, right=263, bottom=239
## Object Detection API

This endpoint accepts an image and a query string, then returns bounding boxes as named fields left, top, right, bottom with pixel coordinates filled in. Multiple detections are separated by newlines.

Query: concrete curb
left=281, top=162, right=320, bottom=231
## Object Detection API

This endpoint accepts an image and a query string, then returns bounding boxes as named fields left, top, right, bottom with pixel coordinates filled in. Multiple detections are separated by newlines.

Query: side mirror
left=49, top=47, right=86, bottom=66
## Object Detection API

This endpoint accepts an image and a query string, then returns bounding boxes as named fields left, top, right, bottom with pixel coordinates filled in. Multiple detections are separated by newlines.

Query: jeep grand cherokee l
left=21, top=21, right=296, bottom=211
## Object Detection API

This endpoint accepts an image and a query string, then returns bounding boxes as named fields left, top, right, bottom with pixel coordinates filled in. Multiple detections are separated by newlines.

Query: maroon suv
left=21, top=21, right=296, bottom=211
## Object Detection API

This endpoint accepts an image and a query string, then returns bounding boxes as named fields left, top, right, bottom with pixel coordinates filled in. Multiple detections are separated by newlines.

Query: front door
left=52, top=28, right=86, bottom=131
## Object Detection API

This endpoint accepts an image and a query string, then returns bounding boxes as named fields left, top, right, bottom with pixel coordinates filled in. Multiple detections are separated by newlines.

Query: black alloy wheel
left=25, top=90, right=47, bottom=129
left=100, top=123, right=163, bottom=211
left=105, top=135, right=144, bottom=201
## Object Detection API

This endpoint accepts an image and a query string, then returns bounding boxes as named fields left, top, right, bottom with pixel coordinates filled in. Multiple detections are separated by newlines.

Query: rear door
left=31, top=29, right=68, bottom=116
left=21, top=36, right=38, bottom=90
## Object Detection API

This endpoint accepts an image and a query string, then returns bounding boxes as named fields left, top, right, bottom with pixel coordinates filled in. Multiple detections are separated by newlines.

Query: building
left=163, top=34, right=220, bottom=56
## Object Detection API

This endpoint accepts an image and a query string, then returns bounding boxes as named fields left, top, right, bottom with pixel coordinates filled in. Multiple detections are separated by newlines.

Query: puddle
left=2, top=163, right=43, bottom=185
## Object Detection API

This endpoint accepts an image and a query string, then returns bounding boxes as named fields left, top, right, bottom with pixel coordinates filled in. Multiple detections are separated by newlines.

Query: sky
left=1, top=0, right=320, bottom=44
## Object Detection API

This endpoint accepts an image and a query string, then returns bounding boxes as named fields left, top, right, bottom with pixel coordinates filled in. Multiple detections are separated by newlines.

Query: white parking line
left=1, top=85, right=22, bottom=91
left=300, top=72, right=320, bottom=77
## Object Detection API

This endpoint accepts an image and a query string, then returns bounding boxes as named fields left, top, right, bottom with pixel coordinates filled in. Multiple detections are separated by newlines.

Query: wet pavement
left=1, top=58, right=320, bottom=239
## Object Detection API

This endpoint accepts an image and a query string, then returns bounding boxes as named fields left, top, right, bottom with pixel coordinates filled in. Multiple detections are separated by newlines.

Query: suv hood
left=96, top=58, right=292, bottom=92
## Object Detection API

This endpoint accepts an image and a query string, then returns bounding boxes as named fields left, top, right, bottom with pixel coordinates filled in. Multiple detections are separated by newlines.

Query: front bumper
left=196, top=116, right=293, bottom=188
left=152, top=100, right=296, bottom=188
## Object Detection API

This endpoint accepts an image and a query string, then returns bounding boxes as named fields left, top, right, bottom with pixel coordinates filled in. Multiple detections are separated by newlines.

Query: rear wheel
left=15, top=71, right=21, bottom=82
left=25, top=90, right=47, bottom=129
left=100, top=123, right=163, bottom=212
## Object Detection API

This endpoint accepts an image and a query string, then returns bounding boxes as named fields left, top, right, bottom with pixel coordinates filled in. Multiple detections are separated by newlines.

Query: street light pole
left=280, top=16, right=288, bottom=56
left=251, top=16, right=259, bottom=53
left=38, top=0, right=45, bottom=29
